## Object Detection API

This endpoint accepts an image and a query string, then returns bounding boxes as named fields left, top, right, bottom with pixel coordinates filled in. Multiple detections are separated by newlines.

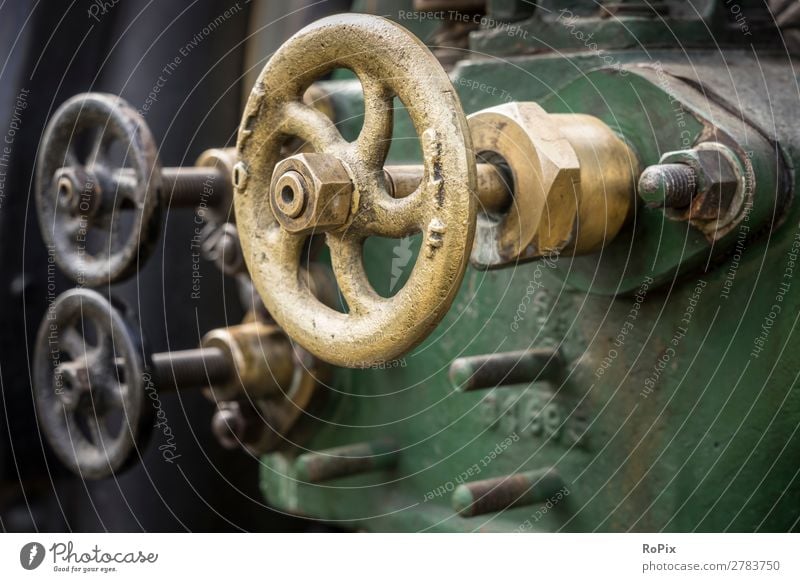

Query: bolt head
left=637, top=163, right=696, bottom=208
left=273, top=170, right=308, bottom=218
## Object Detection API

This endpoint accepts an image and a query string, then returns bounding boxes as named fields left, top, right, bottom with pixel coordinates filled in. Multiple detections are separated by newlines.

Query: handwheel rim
left=33, top=288, right=153, bottom=478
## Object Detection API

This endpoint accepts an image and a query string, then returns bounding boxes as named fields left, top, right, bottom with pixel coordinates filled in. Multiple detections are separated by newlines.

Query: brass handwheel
left=235, top=14, right=476, bottom=367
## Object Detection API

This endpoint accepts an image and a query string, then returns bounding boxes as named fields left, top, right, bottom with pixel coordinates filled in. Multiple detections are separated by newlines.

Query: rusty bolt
left=638, top=163, right=697, bottom=208
left=641, top=144, right=741, bottom=221
left=273, top=170, right=308, bottom=218
left=269, top=153, right=353, bottom=235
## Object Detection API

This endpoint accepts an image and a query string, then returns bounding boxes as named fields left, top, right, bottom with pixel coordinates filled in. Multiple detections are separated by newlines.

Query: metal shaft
left=160, top=167, right=226, bottom=208
left=294, top=439, right=398, bottom=483
left=384, top=162, right=511, bottom=213
left=151, top=347, right=232, bottom=391
left=112, top=166, right=229, bottom=209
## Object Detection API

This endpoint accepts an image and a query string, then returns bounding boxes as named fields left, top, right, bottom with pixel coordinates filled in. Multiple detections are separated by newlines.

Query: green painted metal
left=259, top=9, right=800, bottom=532
left=472, top=0, right=774, bottom=56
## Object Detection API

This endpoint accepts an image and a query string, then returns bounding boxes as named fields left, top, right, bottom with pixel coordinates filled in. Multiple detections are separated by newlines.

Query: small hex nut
left=269, top=153, right=353, bottom=235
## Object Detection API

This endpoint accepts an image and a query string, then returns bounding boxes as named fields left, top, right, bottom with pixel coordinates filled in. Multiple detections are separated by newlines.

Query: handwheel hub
left=269, top=153, right=353, bottom=234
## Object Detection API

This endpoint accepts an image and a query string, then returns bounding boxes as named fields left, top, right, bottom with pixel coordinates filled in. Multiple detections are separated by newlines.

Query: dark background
left=0, top=0, right=346, bottom=532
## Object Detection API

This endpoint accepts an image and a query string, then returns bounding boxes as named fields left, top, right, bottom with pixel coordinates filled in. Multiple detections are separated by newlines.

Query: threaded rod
left=638, top=163, right=697, bottom=208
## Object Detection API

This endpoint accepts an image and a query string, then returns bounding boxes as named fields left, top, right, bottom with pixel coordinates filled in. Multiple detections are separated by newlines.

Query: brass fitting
left=468, top=102, right=638, bottom=269
left=194, top=146, right=237, bottom=224
left=269, top=153, right=353, bottom=235
left=201, top=321, right=295, bottom=401
left=53, top=166, right=103, bottom=218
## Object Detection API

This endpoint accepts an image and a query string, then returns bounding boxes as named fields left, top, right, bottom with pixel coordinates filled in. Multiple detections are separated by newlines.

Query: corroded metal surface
left=36, top=93, right=162, bottom=286
left=235, top=14, right=476, bottom=368
left=32, top=289, right=153, bottom=479
left=294, top=439, right=398, bottom=483
left=660, top=142, right=747, bottom=240
left=201, top=321, right=295, bottom=401
left=449, top=348, right=565, bottom=392
left=452, top=468, right=564, bottom=518
left=269, top=153, right=354, bottom=235
left=468, top=102, right=637, bottom=268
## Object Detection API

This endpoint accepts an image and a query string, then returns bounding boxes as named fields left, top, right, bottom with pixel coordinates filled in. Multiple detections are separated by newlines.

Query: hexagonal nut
left=661, top=143, right=743, bottom=224
left=201, top=322, right=294, bottom=401
left=469, top=102, right=581, bottom=267
left=269, top=153, right=353, bottom=235
left=468, top=102, right=636, bottom=267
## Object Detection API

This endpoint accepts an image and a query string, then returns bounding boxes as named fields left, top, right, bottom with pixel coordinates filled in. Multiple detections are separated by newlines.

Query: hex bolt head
left=638, top=163, right=697, bottom=208
left=269, top=153, right=354, bottom=235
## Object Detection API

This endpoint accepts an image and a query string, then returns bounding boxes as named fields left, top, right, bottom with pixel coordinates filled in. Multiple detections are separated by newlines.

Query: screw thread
left=161, top=167, right=225, bottom=208
left=638, top=163, right=697, bottom=208
left=152, top=347, right=231, bottom=390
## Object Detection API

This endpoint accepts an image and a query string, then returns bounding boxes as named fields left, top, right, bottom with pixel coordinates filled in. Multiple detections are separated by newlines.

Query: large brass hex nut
left=468, top=102, right=636, bottom=268
left=269, top=153, right=353, bottom=235
left=469, top=102, right=580, bottom=268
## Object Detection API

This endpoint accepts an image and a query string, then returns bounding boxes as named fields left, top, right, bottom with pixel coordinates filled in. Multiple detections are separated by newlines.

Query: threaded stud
left=638, top=163, right=697, bottom=208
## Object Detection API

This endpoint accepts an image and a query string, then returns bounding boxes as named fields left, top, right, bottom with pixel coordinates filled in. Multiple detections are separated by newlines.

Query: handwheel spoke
left=364, top=189, right=426, bottom=238
left=101, top=207, right=130, bottom=255
left=110, top=168, right=140, bottom=203
left=63, top=146, right=80, bottom=168
left=59, top=327, right=89, bottom=360
left=89, top=328, right=115, bottom=365
left=282, top=101, right=347, bottom=153
left=104, top=378, right=127, bottom=410
left=87, top=127, right=110, bottom=167
left=355, top=77, right=394, bottom=171
left=61, top=216, right=82, bottom=237
left=326, top=233, right=381, bottom=316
